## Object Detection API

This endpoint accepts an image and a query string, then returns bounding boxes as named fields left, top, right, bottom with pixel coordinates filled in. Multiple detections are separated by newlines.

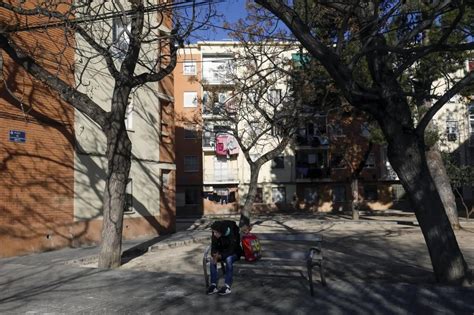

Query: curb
left=148, top=234, right=209, bottom=252
left=64, top=233, right=210, bottom=266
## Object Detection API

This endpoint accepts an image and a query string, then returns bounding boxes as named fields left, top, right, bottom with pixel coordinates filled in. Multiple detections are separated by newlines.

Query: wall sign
left=9, top=130, right=26, bottom=143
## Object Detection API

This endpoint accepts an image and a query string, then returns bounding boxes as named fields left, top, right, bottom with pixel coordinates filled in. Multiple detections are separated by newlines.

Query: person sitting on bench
left=207, top=220, right=243, bottom=296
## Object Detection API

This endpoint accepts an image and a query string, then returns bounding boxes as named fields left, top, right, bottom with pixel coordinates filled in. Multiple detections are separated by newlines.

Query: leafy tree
left=0, top=0, right=211, bottom=268
left=255, top=0, right=473, bottom=284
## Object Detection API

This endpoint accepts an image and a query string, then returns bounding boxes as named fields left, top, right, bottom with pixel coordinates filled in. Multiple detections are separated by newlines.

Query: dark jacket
left=211, top=220, right=243, bottom=260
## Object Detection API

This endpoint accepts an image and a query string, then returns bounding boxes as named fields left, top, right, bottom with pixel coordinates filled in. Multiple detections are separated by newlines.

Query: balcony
left=202, top=57, right=234, bottom=86
left=203, top=169, right=239, bottom=184
left=202, top=102, right=237, bottom=119
left=295, top=166, right=331, bottom=181
left=295, top=135, right=329, bottom=148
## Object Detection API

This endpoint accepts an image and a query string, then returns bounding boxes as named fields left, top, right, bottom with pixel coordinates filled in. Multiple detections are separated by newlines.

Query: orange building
left=173, top=47, right=204, bottom=216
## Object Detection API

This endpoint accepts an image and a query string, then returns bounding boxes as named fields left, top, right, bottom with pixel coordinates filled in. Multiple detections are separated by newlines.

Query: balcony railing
left=295, top=166, right=330, bottom=180
left=202, top=102, right=237, bottom=117
left=295, top=135, right=329, bottom=147
left=204, top=170, right=239, bottom=183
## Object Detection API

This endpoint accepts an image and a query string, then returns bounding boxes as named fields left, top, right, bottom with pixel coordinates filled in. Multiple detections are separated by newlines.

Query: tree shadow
left=2, top=227, right=471, bottom=314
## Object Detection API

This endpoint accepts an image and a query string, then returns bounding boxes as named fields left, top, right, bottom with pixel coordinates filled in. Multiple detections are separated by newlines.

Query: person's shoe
left=207, top=284, right=218, bottom=295
left=218, top=284, right=231, bottom=296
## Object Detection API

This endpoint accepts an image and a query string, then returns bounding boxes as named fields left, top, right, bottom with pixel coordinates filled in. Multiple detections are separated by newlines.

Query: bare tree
left=198, top=40, right=306, bottom=227
left=0, top=0, right=213, bottom=268
left=255, top=0, right=473, bottom=284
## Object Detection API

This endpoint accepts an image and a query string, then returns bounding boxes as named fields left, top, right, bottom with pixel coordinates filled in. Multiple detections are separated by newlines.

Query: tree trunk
left=351, top=178, right=359, bottom=220
left=98, top=112, right=132, bottom=268
left=239, top=163, right=262, bottom=228
left=385, top=129, right=468, bottom=284
left=426, top=148, right=460, bottom=229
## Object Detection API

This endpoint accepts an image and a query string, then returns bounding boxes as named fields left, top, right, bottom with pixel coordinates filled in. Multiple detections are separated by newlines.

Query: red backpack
left=241, top=233, right=262, bottom=262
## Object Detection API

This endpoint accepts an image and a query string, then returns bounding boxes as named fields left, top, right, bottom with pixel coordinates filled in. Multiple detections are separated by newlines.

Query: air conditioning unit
left=447, top=133, right=457, bottom=142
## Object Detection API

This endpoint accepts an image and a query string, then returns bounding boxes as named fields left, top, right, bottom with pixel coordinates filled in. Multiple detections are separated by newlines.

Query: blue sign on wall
left=9, top=130, right=26, bottom=143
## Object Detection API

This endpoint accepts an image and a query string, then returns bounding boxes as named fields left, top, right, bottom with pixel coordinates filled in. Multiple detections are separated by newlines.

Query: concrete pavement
left=1, top=213, right=473, bottom=314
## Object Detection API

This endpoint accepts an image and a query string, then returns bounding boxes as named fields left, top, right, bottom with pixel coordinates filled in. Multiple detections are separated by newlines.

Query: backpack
left=241, top=232, right=262, bottom=262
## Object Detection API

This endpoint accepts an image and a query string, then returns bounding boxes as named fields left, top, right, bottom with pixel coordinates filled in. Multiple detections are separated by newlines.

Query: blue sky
left=188, top=0, right=248, bottom=42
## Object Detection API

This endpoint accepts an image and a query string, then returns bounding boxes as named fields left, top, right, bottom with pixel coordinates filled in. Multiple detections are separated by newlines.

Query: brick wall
left=0, top=1, right=75, bottom=257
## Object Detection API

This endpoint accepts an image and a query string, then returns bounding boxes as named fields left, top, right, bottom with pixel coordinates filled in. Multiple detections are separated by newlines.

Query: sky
left=187, top=0, right=248, bottom=42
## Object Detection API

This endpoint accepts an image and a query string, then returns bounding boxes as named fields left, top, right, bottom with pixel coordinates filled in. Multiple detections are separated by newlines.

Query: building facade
left=0, top=2, right=176, bottom=258
left=174, top=42, right=406, bottom=217
left=432, top=59, right=474, bottom=204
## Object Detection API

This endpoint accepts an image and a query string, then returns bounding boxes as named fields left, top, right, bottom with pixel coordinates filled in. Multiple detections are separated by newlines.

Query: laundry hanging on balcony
left=227, top=135, right=239, bottom=155
left=215, top=134, right=228, bottom=156
left=215, top=134, right=239, bottom=157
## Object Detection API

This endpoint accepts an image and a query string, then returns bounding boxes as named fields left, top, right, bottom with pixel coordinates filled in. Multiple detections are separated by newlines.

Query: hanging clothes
left=227, top=135, right=239, bottom=155
left=215, top=134, right=228, bottom=156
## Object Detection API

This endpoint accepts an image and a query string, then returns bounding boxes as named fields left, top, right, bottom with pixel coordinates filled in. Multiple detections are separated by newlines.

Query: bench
left=202, top=233, right=326, bottom=296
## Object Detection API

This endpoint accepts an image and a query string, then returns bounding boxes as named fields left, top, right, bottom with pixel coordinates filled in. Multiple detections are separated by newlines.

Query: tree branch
left=416, top=70, right=474, bottom=136
left=74, top=25, right=120, bottom=80
left=131, top=29, right=179, bottom=86
left=0, top=33, right=108, bottom=128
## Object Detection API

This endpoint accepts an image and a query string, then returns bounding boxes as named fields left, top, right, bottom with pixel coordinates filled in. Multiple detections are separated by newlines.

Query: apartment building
left=73, top=4, right=176, bottom=243
left=0, top=2, right=176, bottom=257
left=0, top=5, right=76, bottom=257
left=432, top=59, right=474, bottom=204
left=175, top=43, right=239, bottom=216
left=175, top=42, right=405, bottom=217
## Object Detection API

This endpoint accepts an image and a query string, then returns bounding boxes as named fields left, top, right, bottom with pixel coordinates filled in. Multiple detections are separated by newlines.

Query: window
left=332, top=185, right=346, bottom=202
left=255, top=187, right=263, bottom=203
left=184, top=156, right=199, bottom=172
left=161, top=170, right=171, bottom=190
left=112, top=17, right=130, bottom=58
left=184, top=124, right=197, bottom=139
left=364, top=152, right=375, bottom=168
left=184, top=91, right=198, bottom=108
left=271, top=155, right=285, bottom=169
left=203, top=130, right=214, bottom=147
left=202, top=57, right=233, bottom=84
left=125, top=94, right=134, bottom=131
left=272, top=187, right=286, bottom=204
left=124, top=178, right=134, bottom=213
left=185, top=187, right=200, bottom=205
left=183, top=60, right=196, bottom=75
left=446, top=120, right=458, bottom=142
left=364, top=185, right=378, bottom=201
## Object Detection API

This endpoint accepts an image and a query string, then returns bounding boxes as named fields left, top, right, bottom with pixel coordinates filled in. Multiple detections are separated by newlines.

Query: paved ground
left=1, top=213, right=473, bottom=314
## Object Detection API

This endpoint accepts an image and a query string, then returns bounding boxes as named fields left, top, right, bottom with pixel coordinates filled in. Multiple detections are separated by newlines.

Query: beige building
left=432, top=60, right=474, bottom=203
left=74, top=2, right=176, bottom=243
